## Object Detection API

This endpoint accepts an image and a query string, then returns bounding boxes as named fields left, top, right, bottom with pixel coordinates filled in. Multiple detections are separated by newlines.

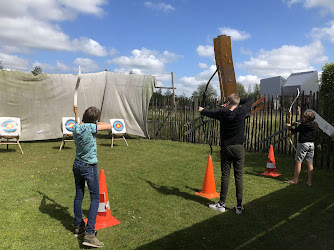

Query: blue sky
left=0, top=0, right=334, bottom=96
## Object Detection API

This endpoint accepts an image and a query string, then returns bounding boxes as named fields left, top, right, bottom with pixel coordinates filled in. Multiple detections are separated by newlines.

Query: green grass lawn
left=1, top=133, right=334, bottom=249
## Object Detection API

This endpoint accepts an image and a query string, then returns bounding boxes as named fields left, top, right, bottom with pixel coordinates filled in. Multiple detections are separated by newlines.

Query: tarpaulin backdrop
left=0, top=70, right=156, bottom=141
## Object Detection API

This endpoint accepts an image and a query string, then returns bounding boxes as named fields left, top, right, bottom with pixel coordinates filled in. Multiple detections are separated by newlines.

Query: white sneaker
left=234, top=204, right=244, bottom=215
left=209, top=202, right=225, bottom=212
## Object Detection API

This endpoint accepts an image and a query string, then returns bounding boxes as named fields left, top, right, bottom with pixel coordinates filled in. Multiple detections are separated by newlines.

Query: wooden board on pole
left=213, top=35, right=237, bottom=101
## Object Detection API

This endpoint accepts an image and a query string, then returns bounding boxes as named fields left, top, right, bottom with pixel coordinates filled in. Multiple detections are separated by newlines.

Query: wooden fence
left=148, top=91, right=333, bottom=170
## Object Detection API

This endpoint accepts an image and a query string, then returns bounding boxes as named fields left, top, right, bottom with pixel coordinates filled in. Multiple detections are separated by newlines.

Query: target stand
left=59, top=117, right=79, bottom=151
left=0, top=117, right=24, bottom=154
left=110, top=119, right=128, bottom=148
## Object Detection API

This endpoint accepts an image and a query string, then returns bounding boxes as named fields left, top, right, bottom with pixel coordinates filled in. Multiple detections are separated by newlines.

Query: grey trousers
left=220, top=144, right=245, bottom=203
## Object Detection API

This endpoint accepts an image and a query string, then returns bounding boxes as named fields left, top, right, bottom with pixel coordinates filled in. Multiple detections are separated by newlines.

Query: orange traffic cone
left=261, top=145, right=281, bottom=177
left=85, top=169, right=120, bottom=230
left=195, top=155, right=220, bottom=199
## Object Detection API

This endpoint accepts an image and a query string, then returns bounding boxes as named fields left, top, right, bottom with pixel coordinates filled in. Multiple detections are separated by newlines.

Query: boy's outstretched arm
left=96, top=122, right=113, bottom=131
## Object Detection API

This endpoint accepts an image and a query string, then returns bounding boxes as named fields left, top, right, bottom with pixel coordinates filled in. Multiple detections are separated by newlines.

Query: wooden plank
left=213, top=35, right=237, bottom=101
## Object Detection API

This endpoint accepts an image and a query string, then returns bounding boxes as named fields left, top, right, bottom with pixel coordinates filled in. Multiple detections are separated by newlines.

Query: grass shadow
left=52, top=145, right=74, bottom=150
left=37, top=191, right=74, bottom=232
left=37, top=191, right=86, bottom=248
left=138, top=182, right=334, bottom=249
left=139, top=178, right=211, bottom=207
left=0, top=148, right=17, bottom=153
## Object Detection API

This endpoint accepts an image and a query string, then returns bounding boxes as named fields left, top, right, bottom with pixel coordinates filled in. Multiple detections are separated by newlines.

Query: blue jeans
left=73, top=159, right=100, bottom=234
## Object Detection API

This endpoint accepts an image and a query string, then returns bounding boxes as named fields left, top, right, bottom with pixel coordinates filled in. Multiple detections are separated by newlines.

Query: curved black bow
left=201, top=67, right=218, bottom=155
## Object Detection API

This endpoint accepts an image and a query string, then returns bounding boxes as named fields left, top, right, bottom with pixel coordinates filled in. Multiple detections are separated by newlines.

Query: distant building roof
left=283, top=71, right=317, bottom=87
left=282, top=70, right=319, bottom=96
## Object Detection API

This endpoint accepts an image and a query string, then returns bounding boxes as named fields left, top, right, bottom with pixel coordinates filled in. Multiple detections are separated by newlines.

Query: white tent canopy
left=0, top=70, right=156, bottom=141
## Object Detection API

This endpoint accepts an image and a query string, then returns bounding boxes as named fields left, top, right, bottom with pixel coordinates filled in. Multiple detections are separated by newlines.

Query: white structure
left=0, top=70, right=156, bottom=141
left=59, top=117, right=79, bottom=151
left=282, top=71, right=319, bottom=96
left=0, top=117, right=23, bottom=154
left=110, top=119, right=128, bottom=148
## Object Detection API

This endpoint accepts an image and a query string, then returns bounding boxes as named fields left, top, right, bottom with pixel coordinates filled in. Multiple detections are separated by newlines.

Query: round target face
left=65, top=119, right=75, bottom=132
left=2, top=120, right=18, bottom=133
left=113, top=120, right=124, bottom=132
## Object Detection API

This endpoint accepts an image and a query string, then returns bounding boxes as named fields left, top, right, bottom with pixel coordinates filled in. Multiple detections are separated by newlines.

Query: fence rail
left=148, top=91, right=333, bottom=170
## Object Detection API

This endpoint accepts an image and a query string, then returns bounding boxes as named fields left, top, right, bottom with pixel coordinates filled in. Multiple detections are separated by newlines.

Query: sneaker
left=82, top=231, right=104, bottom=248
left=209, top=202, right=226, bottom=212
left=234, top=204, right=244, bottom=215
left=73, top=222, right=86, bottom=237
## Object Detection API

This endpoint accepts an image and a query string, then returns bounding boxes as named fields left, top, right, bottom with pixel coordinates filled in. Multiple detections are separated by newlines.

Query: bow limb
left=201, top=67, right=218, bottom=155
left=288, top=88, right=300, bottom=151
left=74, top=66, right=81, bottom=123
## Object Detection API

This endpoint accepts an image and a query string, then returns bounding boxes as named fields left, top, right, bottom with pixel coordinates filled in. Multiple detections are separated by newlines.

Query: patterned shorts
left=295, top=142, right=315, bottom=163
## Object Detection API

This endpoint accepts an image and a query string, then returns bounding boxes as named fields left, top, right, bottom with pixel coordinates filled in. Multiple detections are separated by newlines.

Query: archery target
left=62, top=117, right=79, bottom=134
left=0, top=117, right=21, bottom=136
left=110, top=119, right=126, bottom=134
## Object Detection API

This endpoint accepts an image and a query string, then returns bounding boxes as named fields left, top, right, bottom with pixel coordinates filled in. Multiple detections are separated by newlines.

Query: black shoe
left=73, top=222, right=86, bottom=237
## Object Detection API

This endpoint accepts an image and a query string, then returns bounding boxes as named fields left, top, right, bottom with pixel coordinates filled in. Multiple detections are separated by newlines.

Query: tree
left=237, top=82, right=248, bottom=99
left=319, top=62, right=334, bottom=121
left=31, top=66, right=43, bottom=76
left=249, top=83, right=261, bottom=99
left=151, top=88, right=164, bottom=105
left=191, top=83, right=217, bottom=102
left=320, top=62, right=334, bottom=97
left=164, top=89, right=173, bottom=98
left=0, top=60, right=3, bottom=70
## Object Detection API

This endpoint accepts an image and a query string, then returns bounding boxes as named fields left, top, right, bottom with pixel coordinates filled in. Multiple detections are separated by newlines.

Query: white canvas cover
left=110, top=119, right=126, bottom=134
left=0, top=70, right=156, bottom=141
left=0, top=117, right=21, bottom=137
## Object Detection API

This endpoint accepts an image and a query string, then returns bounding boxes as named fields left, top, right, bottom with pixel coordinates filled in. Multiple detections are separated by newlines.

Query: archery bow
left=200, top=67, right=218, bottom=155
left=288, top=88, right=300, bottom=151
left=74, top=66, right=81, bottom=123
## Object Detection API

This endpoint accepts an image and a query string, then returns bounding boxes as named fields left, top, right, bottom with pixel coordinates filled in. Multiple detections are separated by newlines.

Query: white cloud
left=283, top=0, right=303, bottom=7
left=238, top=41, right=328, bottom=78
left=311, top=21, right=334, bottom=43
left=218, top=27, right=251, bottom=41
left=74, top=58, right=99, bottom=72
left=283, top=0, right=334, bottom=14
left=240, top=47, right=253, bottom=56
left=60, top=0, right=107, bottom=17
left=237, top=75, right=261, bottom=92
left=155, top=73, right=172, bottom=82
left=196, top=45, right=214, bottom=57
left=109, top=47, right=119, bottom=56
left=0, top=52, right=29, bottom=71
left=56, top=61, right=70, bottom=71
left=198, top=62, right=208, bottom=69
left=0, top=1, right=108, bottom=55
left=32, top=60, right=70, bottom=73
left=161, top=50, right=182, bottom=62
left=178, top=65, right=220, bottom=96
left=0, top=17, right=72, bottom=52
left=72, top=37, right=107, bottom=56
left=144, top=2, right=175, bottom=13
left=108, top=48, right=182, bottom=75
left=0, top=0, right=106, bottom=21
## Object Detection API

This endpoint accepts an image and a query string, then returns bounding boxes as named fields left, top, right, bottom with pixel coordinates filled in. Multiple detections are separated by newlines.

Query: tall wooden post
left=214, top=35, right=238, bottom=102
